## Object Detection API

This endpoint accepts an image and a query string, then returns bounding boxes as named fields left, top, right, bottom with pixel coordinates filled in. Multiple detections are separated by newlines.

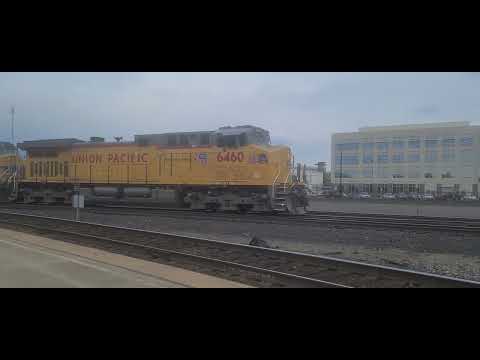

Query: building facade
left=331, top=122, right=480, bottom=195
left=304, top=163, right=325, bottom=193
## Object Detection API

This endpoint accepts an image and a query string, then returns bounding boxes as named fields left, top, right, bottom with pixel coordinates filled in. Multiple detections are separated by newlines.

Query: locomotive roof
left=18, top=138, right=85, bottom=150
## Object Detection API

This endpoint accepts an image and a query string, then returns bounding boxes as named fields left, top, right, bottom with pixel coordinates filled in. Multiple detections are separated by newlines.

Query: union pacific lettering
left=72, top=153, right=149, bottom=164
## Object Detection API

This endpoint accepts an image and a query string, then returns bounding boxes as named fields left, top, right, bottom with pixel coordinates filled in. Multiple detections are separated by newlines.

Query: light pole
left=10, top=106, right=16, bottom=171
left=339, top=151, right=343, bottom=195
left=10, top=106, right=14, bottom=145
left=8, top=106, right=17, bottom=196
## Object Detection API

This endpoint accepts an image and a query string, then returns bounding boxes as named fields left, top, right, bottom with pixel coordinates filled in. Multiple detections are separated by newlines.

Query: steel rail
left=2, top=203, right=480, bottom=232
left=0, top=212, right=347, bottom=288
left=0, top=211, right=478, bottom=288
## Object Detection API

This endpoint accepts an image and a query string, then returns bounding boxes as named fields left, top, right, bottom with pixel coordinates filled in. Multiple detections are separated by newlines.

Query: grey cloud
left=1, top=72, right=479, bottom=166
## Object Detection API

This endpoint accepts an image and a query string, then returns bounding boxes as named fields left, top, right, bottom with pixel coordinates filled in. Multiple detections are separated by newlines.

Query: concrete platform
left=0, top=228, right=250, bottom=288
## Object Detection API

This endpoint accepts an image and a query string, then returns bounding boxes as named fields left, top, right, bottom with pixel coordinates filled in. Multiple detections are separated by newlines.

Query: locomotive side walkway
left=0, top=228, right=250, bottom=288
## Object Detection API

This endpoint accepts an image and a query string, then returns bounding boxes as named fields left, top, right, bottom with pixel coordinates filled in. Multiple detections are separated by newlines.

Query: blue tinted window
left=460, top=137, right=473, bottom=146
left=376, top=142, right=389, bottom=151
left=442, top=150, right=455, bottom=161
left=392, top=140, right=405, bottom=150
left=408, top=139, right=420, bottom=149
left=335, top=170, right=358, bottom=178
left=362, top=143, right=374, bottom=151
left=425, top=139, right=439, bottom=148
left=442, top=138, right=456, bottom=146
left=392, top=153, right=405, bottom=163
left=461, top=149, right=473, bottom=162
left=363, top=153, right=374, bottom=164
left=336, top=154, right=359, bottom=165
left=407, top=153, right=420, bottom=162
left=377, top=153, right=389, bottom=163
left=425, top=151, right=438, bottom=162
left=336, top=143, right=360, bottom=151
left=362, top=168, right=373, bottom=177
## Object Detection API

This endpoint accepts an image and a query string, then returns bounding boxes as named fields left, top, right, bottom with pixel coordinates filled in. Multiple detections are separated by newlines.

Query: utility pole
left=339, top=151, right=343, bottom=195
left=10, top=106, right=15, bottom=146
left=8, top=106, right=17, bottom=196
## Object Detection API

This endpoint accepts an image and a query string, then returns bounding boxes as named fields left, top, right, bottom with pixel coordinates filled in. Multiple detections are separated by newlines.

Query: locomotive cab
left=214, top=126, right=271, bottom=148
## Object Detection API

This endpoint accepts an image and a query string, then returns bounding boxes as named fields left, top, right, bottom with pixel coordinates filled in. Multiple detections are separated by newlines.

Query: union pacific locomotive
left=12, top=126, right=309, bottom=214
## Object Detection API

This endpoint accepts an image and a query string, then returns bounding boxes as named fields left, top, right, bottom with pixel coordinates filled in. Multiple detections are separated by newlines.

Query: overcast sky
left=1, top=72, right=479, bottom=165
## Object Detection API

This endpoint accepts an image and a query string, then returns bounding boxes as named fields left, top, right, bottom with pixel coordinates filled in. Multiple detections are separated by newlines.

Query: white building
left=331, top=122, right=480, bottom=195
left=304, top=163, right=325, bottom=193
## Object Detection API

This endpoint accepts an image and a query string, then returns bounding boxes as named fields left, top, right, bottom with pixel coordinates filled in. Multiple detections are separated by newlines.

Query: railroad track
left=0, top=211, right=477, bottom=288
left=2, top=203, right=480, bottom=233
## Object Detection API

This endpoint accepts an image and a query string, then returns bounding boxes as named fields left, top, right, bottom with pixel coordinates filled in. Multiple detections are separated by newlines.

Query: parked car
left=396, top=193, right=409, bottom=200
left=358, top=192, right=371, bottom=199
left=382, top=193, right=396, bottom=200
left=408, top=193, right=421, bottom=200
left=422, top=193, right=435, bottom=200
left=462, top=194, right=478, bottom=201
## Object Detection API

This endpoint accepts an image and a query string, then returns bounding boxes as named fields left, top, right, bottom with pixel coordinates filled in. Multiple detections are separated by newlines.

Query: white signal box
left=73, top=194, right=84, bottom=209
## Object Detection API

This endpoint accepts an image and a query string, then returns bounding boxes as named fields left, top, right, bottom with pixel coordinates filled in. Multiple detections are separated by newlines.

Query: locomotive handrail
left=0, top=168, right=9, bottom=183
left=283, top=172, right=290, bottom=194
left=272, top=163, right=281, bottom=202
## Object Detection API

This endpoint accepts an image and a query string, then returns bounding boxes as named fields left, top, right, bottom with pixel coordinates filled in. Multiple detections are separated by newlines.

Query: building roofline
left=358, top=122, right=471, bottom=133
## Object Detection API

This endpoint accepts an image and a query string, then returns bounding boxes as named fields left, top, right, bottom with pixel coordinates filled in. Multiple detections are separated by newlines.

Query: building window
left=408, top=139, right=420, bottom=149
left=30, top=162, right=34, bottom=177
left=392, top=153, right=405, bottom=163
left=441, top=171, right=454, bottom=179
left=336, top=143, right=360, bottom=151
left=377, top=153, right=389, bottom=163
left=376, top=167, right=389, bottom=178
left=336, top=154, right=359, bottom=165
left=461, top=149, right=473, bottom=163
left=64, top=162, right=69, bottom=177
left=392, top=140, right=405, bottom=150
left=408, top=167, right=420, bottom=178
left=335, top=170, right=357, bottom=179
left=362, top=153, right=374, bottom=164
left=463, top=167, right=474, bottom=179
left=362, top=143, right=374, bottom=151
left=442, top=150, right=455, bottom=161
left=407, top=152, right=420, bottom=162
left=442, top=138, right=456, bottom=146
left=376, top=142, right=389, bottom=151
left=425, top=139, right=439, bottom=148
left=460, top=137, right=473, bottom=146
left=362, top=168, right=373, bottom=177
left=425, top=151, right=438, bottom=162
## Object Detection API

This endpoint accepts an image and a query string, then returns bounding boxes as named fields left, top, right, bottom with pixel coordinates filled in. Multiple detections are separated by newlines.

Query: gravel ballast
left=2, top=207, right=480, bottom=283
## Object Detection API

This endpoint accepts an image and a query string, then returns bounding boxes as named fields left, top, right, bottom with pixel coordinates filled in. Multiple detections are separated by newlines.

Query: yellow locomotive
left=0, top=142, right=17, bottom=189
left=14, top=126, right=308, bottom=214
